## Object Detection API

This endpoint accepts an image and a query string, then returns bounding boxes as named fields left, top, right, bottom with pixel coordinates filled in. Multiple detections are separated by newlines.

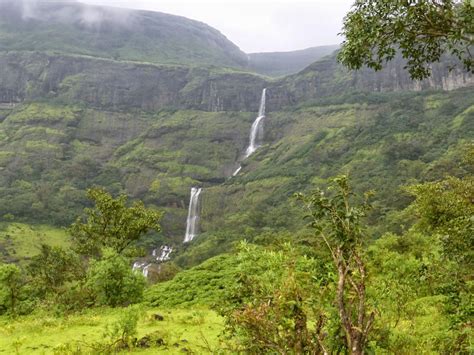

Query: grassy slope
left=0, top=307, right=224, bottom=354
left=0, top=88, right=472, bottom=265
left=0, top=102, right=254, bottom=242
left=0, top=223, right=69, bottom=264
left=173, top=88, right=474, bottom=266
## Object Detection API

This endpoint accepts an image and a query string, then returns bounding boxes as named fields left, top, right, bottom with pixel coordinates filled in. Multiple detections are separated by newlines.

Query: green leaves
left=0, top=263, right=31, bottom=316
left=339, top=0, right=474, bottom=79
left=297, top=175, right=372, bottom=251
left=69, top=188, right=162, bottom=257
left=27, top=244, right=82, bottom=295
left=86, top=249, right=146, bottom=307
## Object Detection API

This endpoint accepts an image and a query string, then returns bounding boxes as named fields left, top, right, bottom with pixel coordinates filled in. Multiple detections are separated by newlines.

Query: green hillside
left=0, top=1, right=473, bottom=353
left=0, top=0, right=247, bottom=68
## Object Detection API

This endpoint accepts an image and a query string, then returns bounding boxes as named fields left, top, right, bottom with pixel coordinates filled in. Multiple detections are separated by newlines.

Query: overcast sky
left=79, top=0, right=354, bottom=53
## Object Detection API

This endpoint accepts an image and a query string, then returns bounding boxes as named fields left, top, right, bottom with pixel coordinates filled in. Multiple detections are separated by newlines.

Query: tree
left=0, top=264, right=29, bottom=316
left=222, top=243, right=327, bottom=354
left=297, top=176, right=375, bottom=355
left=406, top=167, right=473, bottom=352
left=70, top=188, right=162, bottom=257
left=27, top=244, right=83, bottom=295
left=86, top=249, right=146, bottom=307
left=338, top=0, right=474, bottom=79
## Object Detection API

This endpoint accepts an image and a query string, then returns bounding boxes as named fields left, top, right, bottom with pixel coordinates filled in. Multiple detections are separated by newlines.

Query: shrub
left=86, top=249, right=146, bottom=307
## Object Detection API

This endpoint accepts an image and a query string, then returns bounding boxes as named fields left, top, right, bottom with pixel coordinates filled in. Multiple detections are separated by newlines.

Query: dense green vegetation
left=339, top=0, right=474, bottom=79
left=0, top=1, right=472, bottom=353
left=1, top=89, right=471, bottom=255
left=147, top=163, right=473, bottom=353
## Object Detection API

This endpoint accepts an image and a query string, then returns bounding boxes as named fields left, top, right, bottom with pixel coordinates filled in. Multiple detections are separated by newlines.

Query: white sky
left=79, top=0, right=354, bottom=53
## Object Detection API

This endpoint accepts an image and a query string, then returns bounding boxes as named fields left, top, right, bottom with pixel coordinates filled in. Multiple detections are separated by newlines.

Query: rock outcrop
left=1, top=51, right=471, bottom=113
left=0, top=52, right=267, bottom=112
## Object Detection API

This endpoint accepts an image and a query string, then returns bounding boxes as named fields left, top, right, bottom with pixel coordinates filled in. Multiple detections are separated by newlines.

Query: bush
left=86, top=249, right=146, bottom=307
left=0, top=264, right=34, bottom=316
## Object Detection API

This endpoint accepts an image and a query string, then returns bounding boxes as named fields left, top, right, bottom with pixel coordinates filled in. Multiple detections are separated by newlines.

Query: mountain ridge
left=0, top=0, right=248, bottom=68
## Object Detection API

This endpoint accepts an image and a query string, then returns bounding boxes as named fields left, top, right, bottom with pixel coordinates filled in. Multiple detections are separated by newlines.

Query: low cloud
left=0, top=0, right=133, bottom=28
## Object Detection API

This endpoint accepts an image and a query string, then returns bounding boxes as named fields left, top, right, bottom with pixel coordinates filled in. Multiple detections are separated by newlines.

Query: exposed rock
left=0, top=52, right=471, bottom=114
left=152, top=313, right=164, bottom=321
left=0, top=52, right=266, bottom=112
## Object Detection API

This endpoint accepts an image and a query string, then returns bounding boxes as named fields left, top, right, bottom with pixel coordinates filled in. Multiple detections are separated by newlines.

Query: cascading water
left=232, top=166, right=242, bottom=176
left=153, top=245, right=173, bottom=262
left=142, top=264, right=150, bottom=278
left=233, top=88, right=267, bottom=175
left=245, top=88, right=267, bottom=158
left=184, top=187, right=202, bottom=243
left=132, top=245, right=173, bottom=278
left=133, top=261, right=150, bottom=277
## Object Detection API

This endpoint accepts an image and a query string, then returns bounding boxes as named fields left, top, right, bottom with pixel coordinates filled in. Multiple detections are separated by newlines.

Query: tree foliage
left=28, top=244, right=83, bottom=296
left=0, top=264, right=30, bottom=316
left=298, top=176, right=375, bottom=355
left=86, top=249, right=146, bottom=307
left=221, top=243, right=327, bottom=354
left=339, top=0, right=474, bottom=79
left=405, top=159, right=473, bottom=351
left=69, top=188, right=162, bottom=257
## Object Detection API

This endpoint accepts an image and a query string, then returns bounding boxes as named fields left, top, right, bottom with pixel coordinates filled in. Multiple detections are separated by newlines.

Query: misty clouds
left=0, top=0, right=133, bottom=28
left=78, top=0, right=353, bottom=52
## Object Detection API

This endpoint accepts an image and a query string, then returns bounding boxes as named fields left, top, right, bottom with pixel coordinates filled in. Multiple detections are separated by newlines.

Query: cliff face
left=0, top=52, right=267, bottom=112
left=1, top=51, right=471, bottom=114
left=267, top=54, right=474, bottom=110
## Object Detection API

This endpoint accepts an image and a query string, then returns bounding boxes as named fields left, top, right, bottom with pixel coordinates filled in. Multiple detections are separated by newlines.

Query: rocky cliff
left=267, top=54, right=474, bottom=110
left=0, top=52, right=267, bottom=112
left=1, top=51, right=471, bottom=114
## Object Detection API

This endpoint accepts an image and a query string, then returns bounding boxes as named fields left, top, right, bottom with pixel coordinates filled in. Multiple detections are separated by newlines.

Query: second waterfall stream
left=184, top=89, right=267, bottom=242
left=184, top=187, right=202, bottom=242
left=233, top=88, right=267, bottom=176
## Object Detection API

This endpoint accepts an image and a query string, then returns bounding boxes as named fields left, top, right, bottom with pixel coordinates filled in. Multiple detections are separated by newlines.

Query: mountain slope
left=0, top=1, right=472, bottom=268
left=0, top=0, right=248, bottom=68
left=248, top=45, right=339, bottom=77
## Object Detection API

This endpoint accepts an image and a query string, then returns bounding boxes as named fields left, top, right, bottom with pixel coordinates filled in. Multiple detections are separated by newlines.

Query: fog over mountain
left=0, top=0, right=133, bottom=27
left=77, top=0, right=353, bottom=52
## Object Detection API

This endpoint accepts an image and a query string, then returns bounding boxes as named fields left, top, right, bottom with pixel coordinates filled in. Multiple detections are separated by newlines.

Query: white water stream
left=184, top=187, right=202, bottom=243
left=233, top=88, right=267, bottom=175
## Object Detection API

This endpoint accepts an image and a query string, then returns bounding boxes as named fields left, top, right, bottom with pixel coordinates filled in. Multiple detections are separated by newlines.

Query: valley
left=0, top=0, right=472, bottom=353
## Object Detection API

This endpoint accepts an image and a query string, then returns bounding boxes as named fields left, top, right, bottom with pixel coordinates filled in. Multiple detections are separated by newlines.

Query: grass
left=0, top=223, right=69, bottom=263
left=0, top=307, right=225, bottom=354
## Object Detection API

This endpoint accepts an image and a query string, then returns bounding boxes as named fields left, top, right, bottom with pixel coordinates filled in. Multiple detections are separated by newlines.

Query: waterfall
left=232, top=166, right=242, bottom=176
left=154, top=245, right=173, bottom=262
left=184, top=187, right=202, bottom=243
left=133, top=261, right=150, bottom=278
left=245, top=88, right=267, bottom=158
left=233, top=88, right=267, bottom=176
left=142, top=264, right=150, bottom=278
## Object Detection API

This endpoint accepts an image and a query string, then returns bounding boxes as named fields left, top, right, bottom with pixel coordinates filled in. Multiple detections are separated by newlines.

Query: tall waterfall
left=245, top=88, right=267, bottom=158
left=233, top=88, right=267, bottom=176
left=184, top=187, right=202, bottom=243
